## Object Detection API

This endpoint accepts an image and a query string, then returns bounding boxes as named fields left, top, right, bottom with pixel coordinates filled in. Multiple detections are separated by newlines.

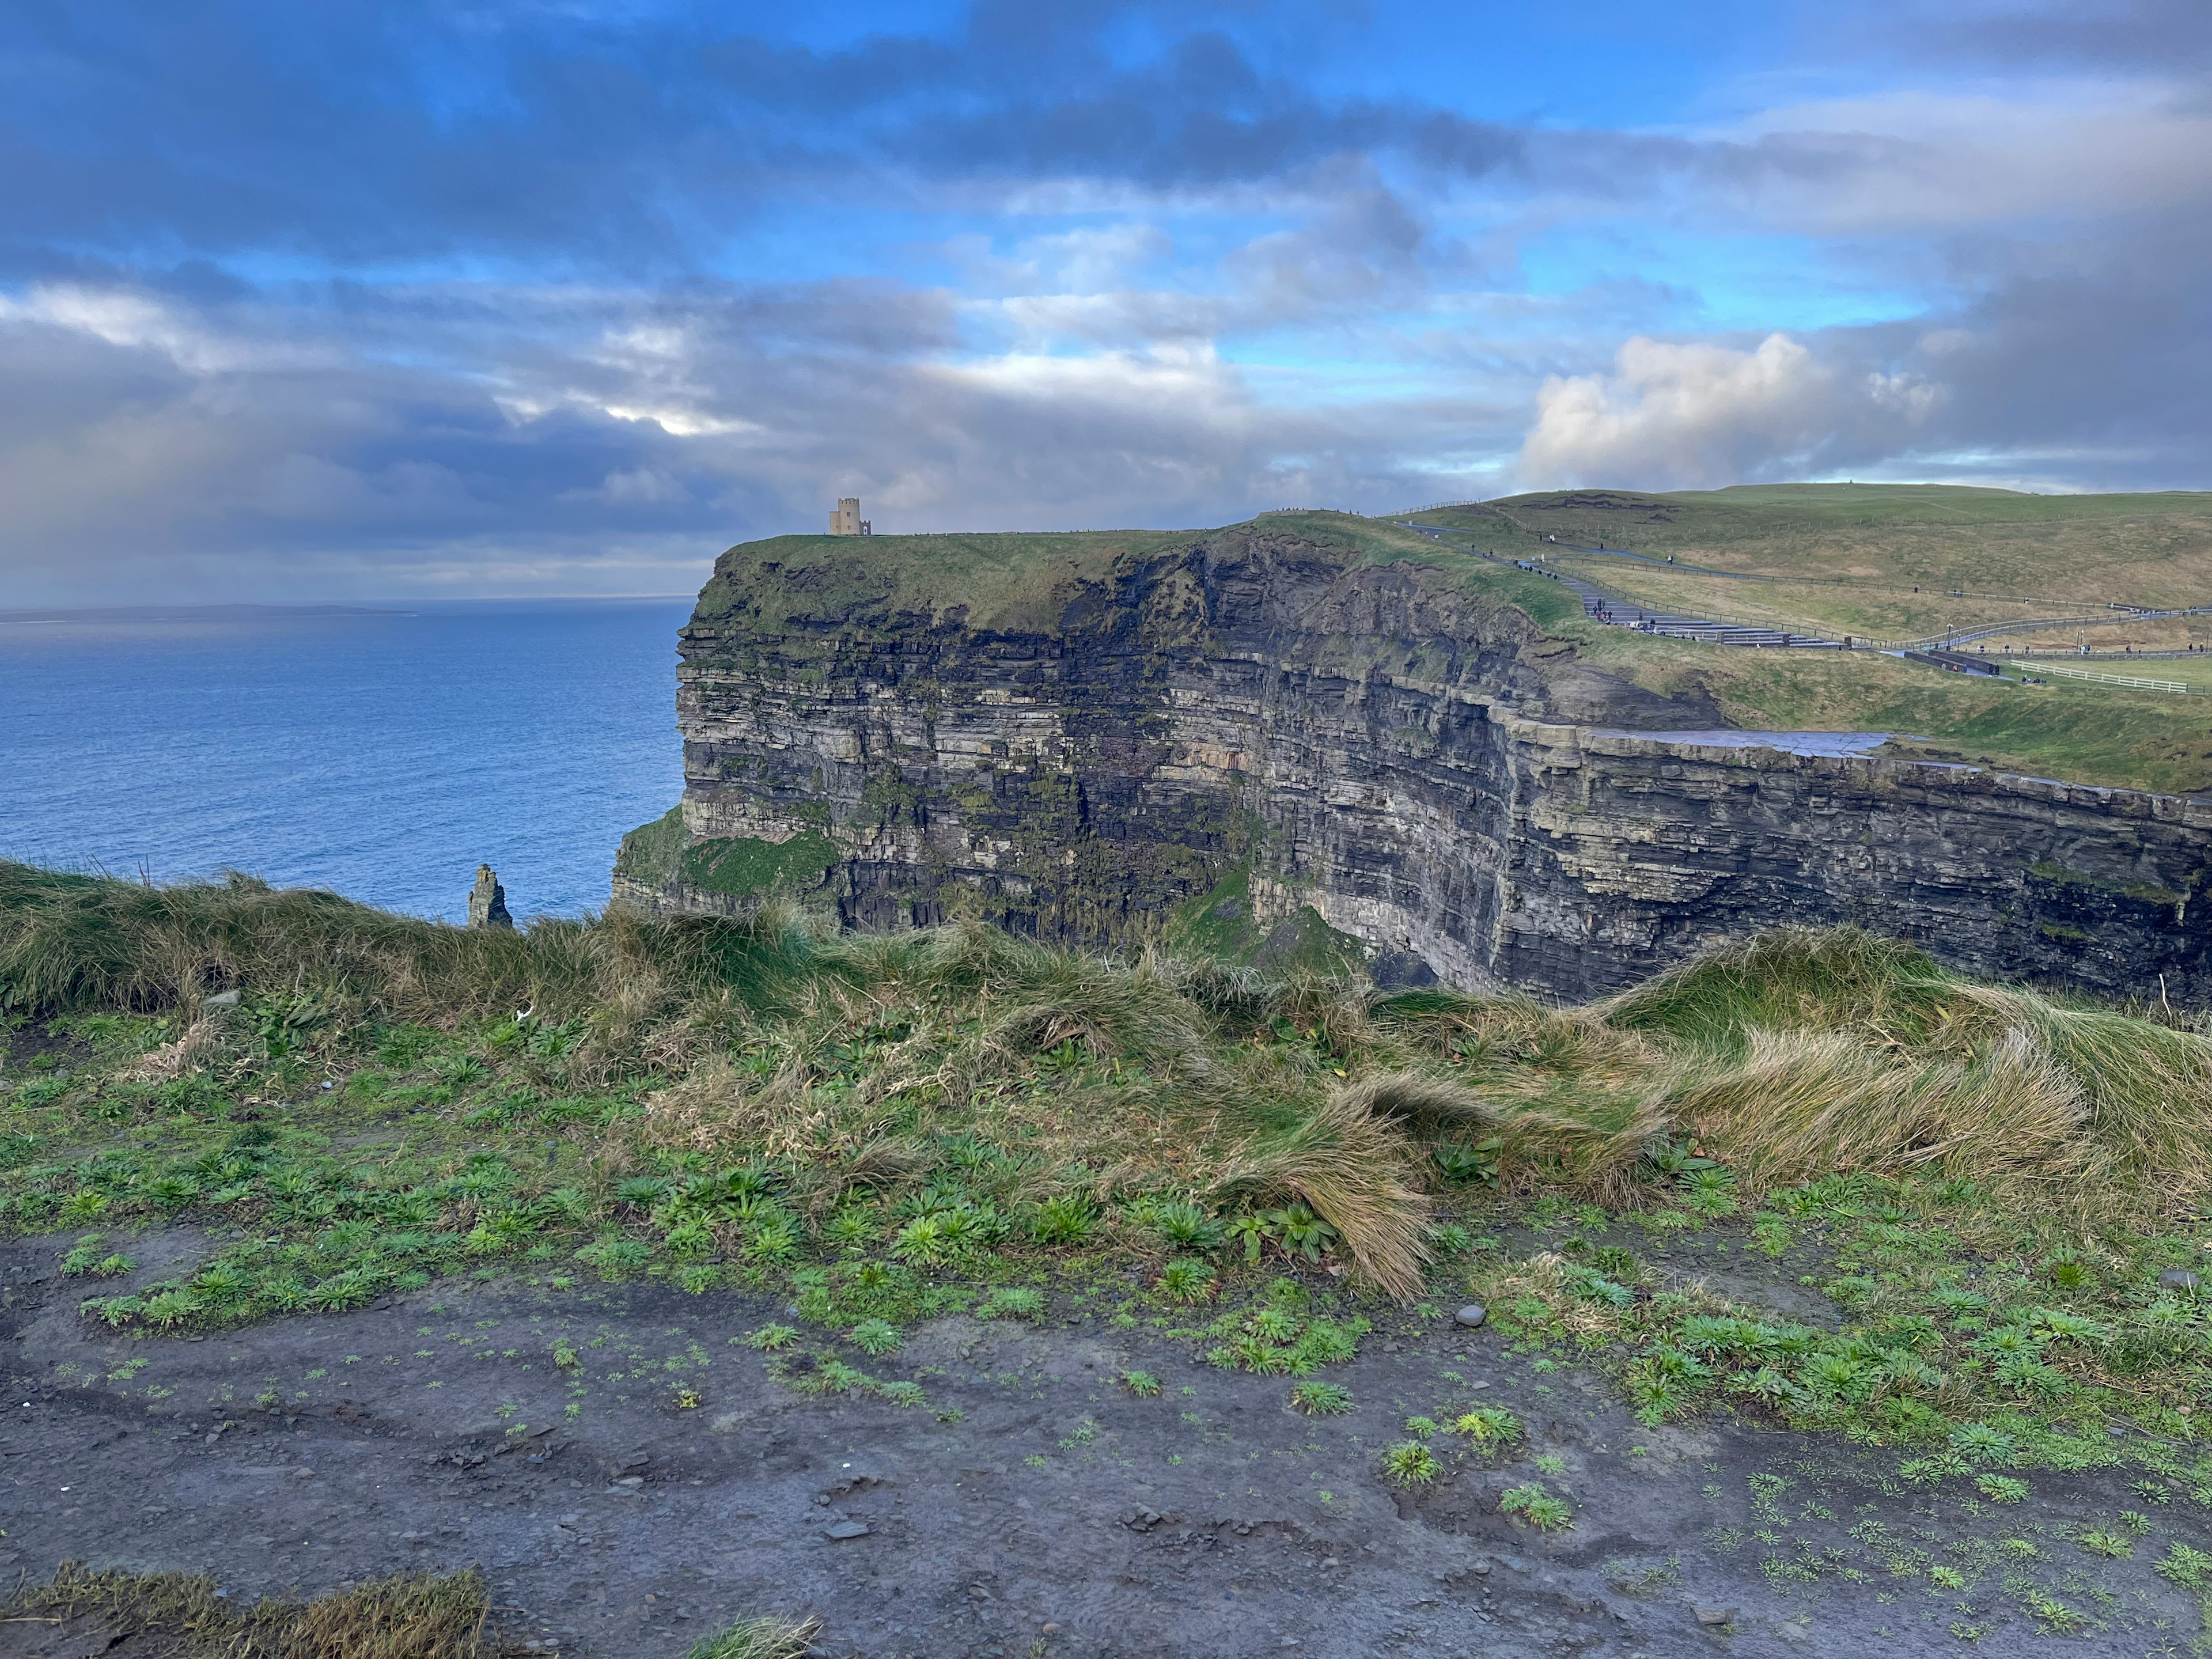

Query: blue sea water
left=0, top=599, right=692, bottom=923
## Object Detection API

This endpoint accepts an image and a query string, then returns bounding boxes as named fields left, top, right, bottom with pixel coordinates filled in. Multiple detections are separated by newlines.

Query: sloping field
left=1434, top=484, right=2212, bottom=604
left=1410, top=485, right=2212, bottom=643
left=1574, top=627, right=2212, bottom=794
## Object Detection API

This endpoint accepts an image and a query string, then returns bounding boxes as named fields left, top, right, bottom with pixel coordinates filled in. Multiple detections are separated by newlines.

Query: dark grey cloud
left=0, top=0, right=1518, bottom=279
left=1866, top=0, right=2212, bottom=73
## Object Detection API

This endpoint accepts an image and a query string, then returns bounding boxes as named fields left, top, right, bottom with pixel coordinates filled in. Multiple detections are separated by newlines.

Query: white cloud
left=1516, top=332, right=1938, bottom=490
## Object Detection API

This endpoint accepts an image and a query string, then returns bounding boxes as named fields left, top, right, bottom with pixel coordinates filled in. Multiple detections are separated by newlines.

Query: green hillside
left=687, top=511, right=1582, bottom=635
left=1406, top=485, right=2212, bottom=641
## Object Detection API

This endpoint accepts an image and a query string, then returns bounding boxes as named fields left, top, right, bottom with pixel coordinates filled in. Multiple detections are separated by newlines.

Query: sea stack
left=467, top=864, right=514, bottom=929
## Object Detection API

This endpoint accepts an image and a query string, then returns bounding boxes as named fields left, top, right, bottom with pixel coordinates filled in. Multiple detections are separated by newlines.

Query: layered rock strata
left=616, top=522, right=2212, bottom=1003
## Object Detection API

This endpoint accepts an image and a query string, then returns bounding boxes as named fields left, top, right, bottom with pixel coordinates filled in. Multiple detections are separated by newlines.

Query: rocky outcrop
left=467, top=865, right=513, bottom=930
left=616, top=521, right=2212, bottom=1003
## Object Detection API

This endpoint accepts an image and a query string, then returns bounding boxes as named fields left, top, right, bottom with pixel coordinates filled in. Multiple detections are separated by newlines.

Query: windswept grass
left=3, top=864, right=2208, bottom=1319
left=3, top=1562, right=488, bottom=1658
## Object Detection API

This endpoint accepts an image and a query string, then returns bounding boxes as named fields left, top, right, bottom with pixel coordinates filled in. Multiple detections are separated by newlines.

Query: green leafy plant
left=847, top=1319, right=903, bottom=1356
left=2156, top=1542, right=2211, bottom=1589
left=976, top=1286, right=1044, bottom=1321
left=1381, top=1441, right=1441, bottom=1486
left=1264, top=1201, right=1338, bottom=1263
left=1499, top=1482, right=1573, bottom=1531
left=1449, top=1407, right=1523, bottom=1447
left=1120, top=1369, right=1161, bottom=1397
left=1290, top=1381, right=1354, bottom=1416
left=1157, top=1257, right=1217, bottom=1304
left=1029, top=1195, right=1097, bottom=1247
left=1150, top=1202, right=1222, bottom=1250
left=1432, top=1138, right=1502, bottom=1186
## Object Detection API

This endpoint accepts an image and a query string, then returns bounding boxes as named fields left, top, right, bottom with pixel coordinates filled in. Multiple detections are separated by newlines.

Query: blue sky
left=2, top=0, right=2207, bottom=601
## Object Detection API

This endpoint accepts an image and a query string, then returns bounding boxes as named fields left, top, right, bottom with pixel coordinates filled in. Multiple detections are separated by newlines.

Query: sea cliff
left=616, top=518, right=2212, bottom=1002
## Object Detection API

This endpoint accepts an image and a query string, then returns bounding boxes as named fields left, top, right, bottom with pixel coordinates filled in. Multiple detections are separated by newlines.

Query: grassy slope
left=2, top=870, right=2209, bottom=1495
left=1549, top=560, right=2103, bottom=642
left=1569, top=624, right=2212, bottom=793
left=1414, top=484, right=2212, bottom=641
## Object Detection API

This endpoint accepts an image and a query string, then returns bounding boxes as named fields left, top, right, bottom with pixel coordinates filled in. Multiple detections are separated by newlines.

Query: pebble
left=824, top=1520, right=870, bottom=1540
left=1454, top=1305, right=1488, bottom=1329
left=1692, top=1604, right=1736, bottom=1628
left=2159, top=1268, right=2201, bottom=1293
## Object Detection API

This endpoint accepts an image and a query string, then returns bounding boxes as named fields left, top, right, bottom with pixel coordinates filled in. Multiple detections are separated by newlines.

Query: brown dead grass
left=4, top=1563, right=488, bottom=1659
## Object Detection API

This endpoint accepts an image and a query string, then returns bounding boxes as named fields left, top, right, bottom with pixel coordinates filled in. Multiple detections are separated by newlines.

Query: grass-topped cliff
left=5, top=862, right=2207, bottom=1488
left=665, top=494, right=2212, bottom=797
left=683, top=510, right=1588, bottom=637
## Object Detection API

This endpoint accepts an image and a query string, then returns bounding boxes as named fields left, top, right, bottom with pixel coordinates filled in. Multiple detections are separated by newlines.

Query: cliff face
left=618, top=521, right=2212, bottom=1003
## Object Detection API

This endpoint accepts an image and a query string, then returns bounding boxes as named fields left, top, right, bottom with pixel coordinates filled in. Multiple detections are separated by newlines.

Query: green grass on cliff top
left=1572, top=623, right=2212, bottom=796
left=687, top=512, right=1584, bottom=634
left=1429, top=483, right=2212, bottom=601
left=1415, top=484, right=2212, bottom=631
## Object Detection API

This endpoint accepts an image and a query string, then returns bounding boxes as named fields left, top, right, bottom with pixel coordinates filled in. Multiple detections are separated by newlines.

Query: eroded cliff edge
left=615, top=517, right=2212, bottom=1003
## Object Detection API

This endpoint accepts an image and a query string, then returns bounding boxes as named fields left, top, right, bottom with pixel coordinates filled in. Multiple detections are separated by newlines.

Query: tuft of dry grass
left=1665, top=1025, right=2093, bottom=1195
left=4, top=1562, right=488, bottom=1659
left=1210, top=1084, right=1434, bottom=1299
left=122, top=1014, right=219, bottom=1083
left=687, top=1613, right=820, bottom=1659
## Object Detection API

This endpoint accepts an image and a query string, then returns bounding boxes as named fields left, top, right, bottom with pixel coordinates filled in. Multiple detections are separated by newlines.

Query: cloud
left=0, top=268, right=1524, bottom=604
left=2, top=0, right=2210, bottom=604
left=1517, top=334, right=1938, bottom=491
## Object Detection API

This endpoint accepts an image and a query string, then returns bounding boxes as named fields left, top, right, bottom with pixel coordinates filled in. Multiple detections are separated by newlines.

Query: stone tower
left=829, top=498, right=871, bottom=536
left=467, top=864, right=514, bottom=929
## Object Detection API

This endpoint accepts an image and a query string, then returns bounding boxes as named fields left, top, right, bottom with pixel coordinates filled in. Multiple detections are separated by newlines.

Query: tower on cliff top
left=830, top=497, right=872, bottom=536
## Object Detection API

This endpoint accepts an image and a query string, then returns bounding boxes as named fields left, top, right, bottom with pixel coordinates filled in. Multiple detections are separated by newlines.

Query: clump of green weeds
left=1499, top=1482, right=1574, bottom=1531
left=1381, top=1441, right=1441, bottom=1486
left=1290, top=1381, right=1354, bottom=1415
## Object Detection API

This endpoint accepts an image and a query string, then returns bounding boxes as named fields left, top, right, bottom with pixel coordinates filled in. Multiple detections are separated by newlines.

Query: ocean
left=0, top=599, right=693, bottom=924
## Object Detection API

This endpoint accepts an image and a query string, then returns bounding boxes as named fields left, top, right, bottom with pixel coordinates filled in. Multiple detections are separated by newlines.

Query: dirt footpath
left=2, top=1234, right=2199, bottom=1658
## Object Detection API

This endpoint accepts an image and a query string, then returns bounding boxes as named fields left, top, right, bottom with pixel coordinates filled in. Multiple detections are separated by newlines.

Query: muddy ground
left=2, top=1232, right=2203, bottom=1659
